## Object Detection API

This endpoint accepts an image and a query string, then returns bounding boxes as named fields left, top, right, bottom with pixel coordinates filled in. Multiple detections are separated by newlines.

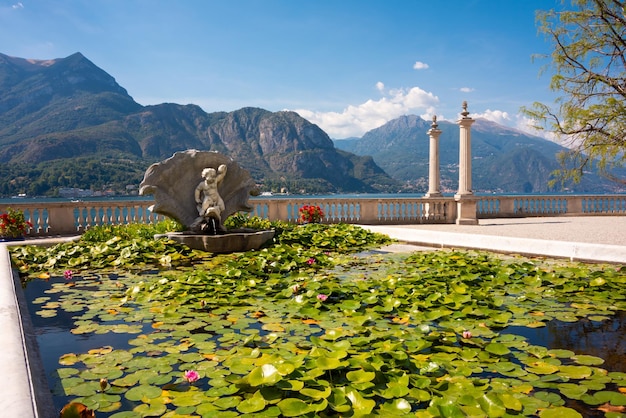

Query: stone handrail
left=249, top=197, right=453, bottom=225
left=0, top=200, right=165, bottom=237
left=475, top=194, right=626, bottom=217
left=1, top=194, right=624, bottom=237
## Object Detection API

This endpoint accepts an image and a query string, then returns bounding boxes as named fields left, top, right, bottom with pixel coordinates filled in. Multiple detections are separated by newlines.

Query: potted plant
left=0, top=208, right=32, bottom=241
left=299, top=204, right=324, bottom=224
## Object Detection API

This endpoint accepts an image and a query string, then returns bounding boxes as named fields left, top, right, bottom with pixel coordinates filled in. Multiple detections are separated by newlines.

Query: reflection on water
left=503, top=310, right=626, bottom=372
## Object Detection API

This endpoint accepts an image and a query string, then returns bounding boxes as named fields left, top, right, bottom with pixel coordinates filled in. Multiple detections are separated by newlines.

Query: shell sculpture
left=139, top=150, right=258, bottom=231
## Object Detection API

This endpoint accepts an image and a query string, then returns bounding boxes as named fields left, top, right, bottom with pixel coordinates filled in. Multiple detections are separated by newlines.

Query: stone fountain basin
left=157, top=229, right=275, bottom=253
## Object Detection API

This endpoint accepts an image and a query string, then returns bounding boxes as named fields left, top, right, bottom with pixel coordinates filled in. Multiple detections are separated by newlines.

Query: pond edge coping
left=0, top=240, right=77, bottom=418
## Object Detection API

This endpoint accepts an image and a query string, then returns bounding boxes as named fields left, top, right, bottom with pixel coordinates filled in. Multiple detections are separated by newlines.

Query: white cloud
left=459, top=87, right=474, bottom=93
left=474, top=109, right=511, bottom=125
left=12, top=2, right=23, bottom=9
left=293, top=83, right=439, bottom=138
left=476, top=109, right=562, bottom=143
left=413, top=61, right=429, bottom=70
left=513, top=114, right=561, bottom=143
left=375, top=81, right=385, bottom=92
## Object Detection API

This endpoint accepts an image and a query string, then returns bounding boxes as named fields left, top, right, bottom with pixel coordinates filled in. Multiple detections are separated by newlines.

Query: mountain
left=334, top=115, right=622, bottom=193
left=0, top=52, right=398, bottom=196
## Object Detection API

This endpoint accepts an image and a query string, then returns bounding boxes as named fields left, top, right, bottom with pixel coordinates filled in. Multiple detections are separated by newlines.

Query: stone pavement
left=359, top=215, right=626, bottom=264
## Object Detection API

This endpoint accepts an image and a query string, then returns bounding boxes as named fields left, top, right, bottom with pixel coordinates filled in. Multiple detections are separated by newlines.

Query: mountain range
left=0, top=52, right=621, bottom=197
left=0, top=52, right=396, bottom=196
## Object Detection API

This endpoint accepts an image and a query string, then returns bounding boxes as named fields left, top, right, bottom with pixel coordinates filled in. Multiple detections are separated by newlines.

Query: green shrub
left=81, top=220, right=183, bottom=242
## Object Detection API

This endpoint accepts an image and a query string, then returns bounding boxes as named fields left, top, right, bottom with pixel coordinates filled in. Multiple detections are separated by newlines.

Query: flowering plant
left=299, top=205, right=324, bottom=223
left=184, top=370, right=200, bottom=384
left=0, top=208, right=32, bottom=238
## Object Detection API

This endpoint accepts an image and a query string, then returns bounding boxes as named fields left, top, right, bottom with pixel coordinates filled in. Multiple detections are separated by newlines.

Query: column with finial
left=425, top=115, right=442, bottom=198
left=454, top=101, right=478, bottom=225
left=456, top=101, right=475, bottom=196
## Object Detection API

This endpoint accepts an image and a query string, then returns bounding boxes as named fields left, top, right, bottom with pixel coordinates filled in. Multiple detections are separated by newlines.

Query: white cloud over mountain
left=294, top=83, right=439, bottom=138
left=290, top=80, right=555, bottom=141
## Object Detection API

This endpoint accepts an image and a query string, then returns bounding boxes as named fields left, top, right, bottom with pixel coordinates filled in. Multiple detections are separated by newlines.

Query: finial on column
left=431, top=115, right=438, bottom=129
left=461, top=101, right=470, bottom=118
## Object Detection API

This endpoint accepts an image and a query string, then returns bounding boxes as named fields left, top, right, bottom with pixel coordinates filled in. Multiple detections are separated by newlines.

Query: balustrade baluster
left=1, top=194, right=624, bottom=236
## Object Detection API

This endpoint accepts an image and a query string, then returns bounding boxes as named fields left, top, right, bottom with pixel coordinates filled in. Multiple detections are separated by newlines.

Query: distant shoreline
left=1, top=191, right=622, bottom=205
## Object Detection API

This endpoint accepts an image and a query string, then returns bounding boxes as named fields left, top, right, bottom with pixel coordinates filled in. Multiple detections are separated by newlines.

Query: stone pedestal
left=158, top=229, right=275, bottom=253
left=454, top=195, right=479, bottom=225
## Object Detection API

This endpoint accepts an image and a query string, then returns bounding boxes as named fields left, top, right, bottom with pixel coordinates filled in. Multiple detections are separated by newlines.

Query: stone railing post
left=498, top=197, right=516, bottom=217
left=567, top=196, right=583, bottom=214
left=47, top=205, right=77, bottom=235
left=358, top=199, right=379, bottom=224
left=425, top=115, right=442, bottom=198
left=265, top=200, right=284, bottom=221
left=454, top=101, right=478, bottom=225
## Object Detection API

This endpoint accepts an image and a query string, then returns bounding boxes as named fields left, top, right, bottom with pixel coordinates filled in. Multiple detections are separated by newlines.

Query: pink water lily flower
left=184, top=370, right=199, bottom=383
left=462, top=331, right=472, bottom=339
left=317, top=294, right=328, bottom=302
left=64, top=270, right=73, bottom=280
left=306, top=258, right=316, bottom=265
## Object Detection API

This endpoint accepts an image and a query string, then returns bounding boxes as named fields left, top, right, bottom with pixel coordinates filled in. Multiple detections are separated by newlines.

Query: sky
left=0, top=0, right=565, bottom=139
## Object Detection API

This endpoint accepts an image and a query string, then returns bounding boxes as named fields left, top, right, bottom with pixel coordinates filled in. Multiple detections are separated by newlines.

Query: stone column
left=455, top=101, right=478, bottom=225
left=456, top=101, right=475, bottom=196
left=425, top=115, right=442, bottom=198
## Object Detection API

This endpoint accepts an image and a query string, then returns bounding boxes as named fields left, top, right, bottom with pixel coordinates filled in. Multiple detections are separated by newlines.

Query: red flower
left=0, top=208, right=31, bottom=238
left=299, top=205, right=324, bottom=223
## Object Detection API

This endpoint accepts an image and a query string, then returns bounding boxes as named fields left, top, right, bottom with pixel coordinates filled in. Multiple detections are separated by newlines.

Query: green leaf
left=379, top=398, right=412, bottom=415
left=315, top=356, right=344, bottom=370
left=346, top=369, right=376, bottom=384
left=527, top=361, right=560, bottom=375
left=299, top=386, right=331, bottom=400
left=133, top=403, right=167, bottom=416
left=277, top=398, right=311, bottom=416
left=539, top=406, right=583, bottom=418
left=346, top=388, right=376, bottom=416
left=594, top=390, right=626, bottom=406
left=485, top=342, right=510, bottom=356
left=124, top=384, right=162, bottom=401
left=589, top=277, right=606, bottom=286
left=572, top=354, right=605, bottom=366
left=477, top=392, right=506, bottom=417
left=497, top=392, right=523, bottom=411
left=558, top=365, right=593, bottom=379
left=237, top=390, right=267, bottom=413
left=557, top=383, right=588, bottom=400
left=246, top=364, right=283, bottom=386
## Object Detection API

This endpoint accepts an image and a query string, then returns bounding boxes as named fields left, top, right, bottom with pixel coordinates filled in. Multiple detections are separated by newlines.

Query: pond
left=20, top=248, right=626, bottom=417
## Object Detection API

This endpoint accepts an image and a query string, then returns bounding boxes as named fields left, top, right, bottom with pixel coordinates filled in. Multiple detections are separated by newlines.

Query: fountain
left=139, top=150, right=274, bottom=253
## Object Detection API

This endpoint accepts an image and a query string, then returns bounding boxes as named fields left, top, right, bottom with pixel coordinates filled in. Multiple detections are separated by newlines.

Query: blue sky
left=1, top=0, right=564, bottom=138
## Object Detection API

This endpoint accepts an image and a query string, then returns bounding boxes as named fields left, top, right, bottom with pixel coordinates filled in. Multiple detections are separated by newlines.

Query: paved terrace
left=1, top=215, right=625, bottom=417
left=360, top=215, right=626, bottom=263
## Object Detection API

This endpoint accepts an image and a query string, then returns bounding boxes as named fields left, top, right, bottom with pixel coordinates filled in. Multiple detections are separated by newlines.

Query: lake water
left=1, top=191, right=615, bottom=205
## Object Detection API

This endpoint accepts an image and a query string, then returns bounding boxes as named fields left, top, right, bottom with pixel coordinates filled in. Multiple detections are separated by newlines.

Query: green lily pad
left=124, top=385, right=162, bottom=401
left=277, top=398, right=311, bottom=416
left=538, top=406, right=583, bottom=418
left=237, top=390, right=267, bottom=413
left=485, top=342, right=511, bottom=356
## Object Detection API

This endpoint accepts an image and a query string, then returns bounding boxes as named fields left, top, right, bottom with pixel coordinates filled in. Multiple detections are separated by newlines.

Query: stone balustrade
left=1, top=194, right=624, bottom=237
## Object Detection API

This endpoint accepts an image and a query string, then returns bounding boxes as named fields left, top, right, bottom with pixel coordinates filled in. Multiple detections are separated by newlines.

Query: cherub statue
left=193, top=164, right=227, bottom=232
